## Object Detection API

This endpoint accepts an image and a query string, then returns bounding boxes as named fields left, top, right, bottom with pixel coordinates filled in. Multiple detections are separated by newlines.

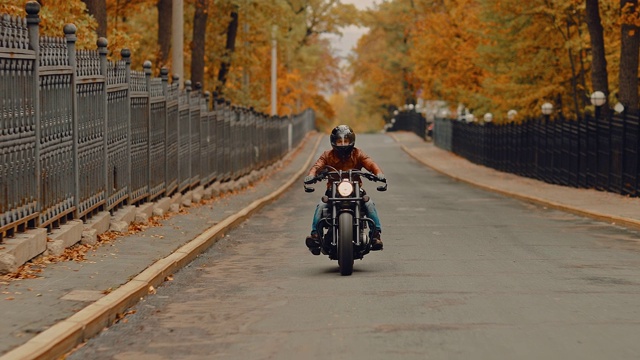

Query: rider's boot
left=371, top=230, right=383, bottom=251
left=321, top=232, right=332, bottom=255
left=305, top=232, right=321, bottom=255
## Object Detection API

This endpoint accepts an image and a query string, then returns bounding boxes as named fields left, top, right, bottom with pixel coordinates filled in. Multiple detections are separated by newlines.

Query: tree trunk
left=619, top=0, right=640, bottom=112
left=81, top=0, right=107, bottom=38
left=586, top=0, right=609, bottom=115
left=157, top=0, right=172, bottom=70
left=216, top=8, right=239, bottom=96
left=191, top=0, right=208, bottom=88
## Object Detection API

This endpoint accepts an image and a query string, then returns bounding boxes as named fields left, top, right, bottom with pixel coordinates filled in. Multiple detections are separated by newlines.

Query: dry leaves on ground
left=0, top=163, right=282, bottom=283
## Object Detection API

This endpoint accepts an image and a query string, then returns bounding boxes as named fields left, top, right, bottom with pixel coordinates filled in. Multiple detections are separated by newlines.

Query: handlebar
left=304, top=167, right=387, bottom=192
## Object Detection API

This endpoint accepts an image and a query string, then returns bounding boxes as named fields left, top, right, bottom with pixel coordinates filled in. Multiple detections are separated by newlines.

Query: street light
left=541, top=102, right=553, bottom=116
left=590, top=91, right=606, bottom=107
left=465, top=113, right=475, bottom=123
left=439, top=108, right=451, bottom=118
left=483, top=113, right=493, bottom=123
left=507, top=109, right=517, bottom=121
left=614, top=102, right=625, bottom=113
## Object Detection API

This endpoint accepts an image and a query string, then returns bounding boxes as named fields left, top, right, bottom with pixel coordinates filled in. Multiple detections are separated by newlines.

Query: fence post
left=288, top=116, right=293, bottom=152
left=204, top=91, right=211, bottom=184
left=161, top=67, right=169, bottom=194
left=143, top=60, right=152, bottom=200
left=185, top=80, right=193, bottom=187
left=98, top=38, right=108, bottom=207
left=26, top=1, right=41, bottom=217
left=122, top=49, right=133, bottom=204
left=64, top=24, right=80, bottom=217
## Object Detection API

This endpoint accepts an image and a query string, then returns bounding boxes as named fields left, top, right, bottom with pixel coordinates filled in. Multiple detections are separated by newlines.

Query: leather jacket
left=308, top=148, right=382, bottom=187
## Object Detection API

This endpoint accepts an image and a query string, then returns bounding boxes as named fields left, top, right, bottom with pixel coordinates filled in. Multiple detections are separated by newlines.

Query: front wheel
left=338, top=212, right=354, bottom=276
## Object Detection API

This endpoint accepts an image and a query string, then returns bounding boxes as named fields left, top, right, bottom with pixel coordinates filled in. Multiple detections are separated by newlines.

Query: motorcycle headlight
left=337, top=180, right=354, bottom=197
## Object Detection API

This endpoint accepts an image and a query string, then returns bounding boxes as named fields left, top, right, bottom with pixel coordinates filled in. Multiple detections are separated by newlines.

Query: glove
left=377, top=173, right=386, bottom=182
left=304, top=175, right=315, bottom=184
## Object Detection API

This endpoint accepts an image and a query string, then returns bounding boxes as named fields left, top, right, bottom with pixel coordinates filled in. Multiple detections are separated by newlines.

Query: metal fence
left=433, top=113, right=640, bottom=197
left=0, top=3, right=316, bottom=241
left=387, top=110, right=428, bottom=139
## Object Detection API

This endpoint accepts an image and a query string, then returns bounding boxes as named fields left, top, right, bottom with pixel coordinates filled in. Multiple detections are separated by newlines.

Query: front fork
left=317, top=183, right=373, bottom=250
left=320, top=207, right=373, bottom=249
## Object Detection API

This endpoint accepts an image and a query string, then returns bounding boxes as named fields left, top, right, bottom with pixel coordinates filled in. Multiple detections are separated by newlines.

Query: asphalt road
left=67, top=134, right=640, bottom=360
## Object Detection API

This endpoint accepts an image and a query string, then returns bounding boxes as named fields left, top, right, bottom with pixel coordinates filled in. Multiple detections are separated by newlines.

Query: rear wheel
left=338, top=212, right=354, bottom=276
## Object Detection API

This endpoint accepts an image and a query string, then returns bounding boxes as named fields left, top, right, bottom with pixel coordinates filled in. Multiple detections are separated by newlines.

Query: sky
left=324, top=0, right=378, bottom=61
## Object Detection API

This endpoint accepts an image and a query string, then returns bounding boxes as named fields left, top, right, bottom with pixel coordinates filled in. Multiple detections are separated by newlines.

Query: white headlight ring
left=337, top=181, right=354, bottom=197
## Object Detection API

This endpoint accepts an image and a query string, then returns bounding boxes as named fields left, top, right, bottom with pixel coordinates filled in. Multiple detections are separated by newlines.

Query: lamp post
left=539, top=103, right=553, bottom=182
left=483, top=113, right=494, bottom=168
left=589, top=91, right=608, bottom=190
left=507, top=110, right=518, bottom=171
left=590, top=91, right=606, bottom=119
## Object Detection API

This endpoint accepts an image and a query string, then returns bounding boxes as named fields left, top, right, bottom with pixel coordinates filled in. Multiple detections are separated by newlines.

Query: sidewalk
left=2, top=131, right=639, bottom=360
left=0, top=133, right=322, bottom=360
left=389, top=131, right=640, bottom=231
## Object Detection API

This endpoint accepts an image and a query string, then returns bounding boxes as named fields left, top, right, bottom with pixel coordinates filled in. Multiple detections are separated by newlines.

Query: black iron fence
left=0, top=2, right=316, bottom=241
left=386, top=110, right=428, bottom=139
left=432, top=112, right=640, bottom=197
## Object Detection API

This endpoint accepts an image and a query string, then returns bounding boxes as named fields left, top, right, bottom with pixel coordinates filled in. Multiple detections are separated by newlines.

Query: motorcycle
left=304, top=166, right=387, bottom=276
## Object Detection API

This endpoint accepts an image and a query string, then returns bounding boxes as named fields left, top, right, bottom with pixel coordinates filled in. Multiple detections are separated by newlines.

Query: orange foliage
left=1, top=0, right=349, bottom=120
left=409, top=0, right=488, bottom=109
left=0, top=0, right=97, bottom=49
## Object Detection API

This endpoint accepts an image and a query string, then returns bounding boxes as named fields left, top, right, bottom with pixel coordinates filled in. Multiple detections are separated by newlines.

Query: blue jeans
left=311, top=200, right=382, bottom=235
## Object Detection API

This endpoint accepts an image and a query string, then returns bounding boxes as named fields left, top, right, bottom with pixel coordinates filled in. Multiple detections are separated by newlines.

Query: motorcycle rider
left=304, top=125, right=385, bottom=255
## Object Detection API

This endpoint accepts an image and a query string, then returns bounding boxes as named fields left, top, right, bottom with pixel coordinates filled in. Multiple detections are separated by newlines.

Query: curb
left=1, top=134, right=322, bottom=360
left=389, top=133, right=640, bottom=231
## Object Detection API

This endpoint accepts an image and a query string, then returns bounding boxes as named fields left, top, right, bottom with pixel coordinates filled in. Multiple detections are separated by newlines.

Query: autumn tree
left=157, top=0, right=172, bottom=70
left=619, top=0, right=640, bottom=111
left=409, top=0, right=489, bottom=115
left=586, top=0, right=610, bottom=99
left=216, top=5, right=238, bottom=96
left=2, top=0, right=358, bottom=126
left=350, top=0, right=418, bottom=127
left=191, top=0, right=208, bottom=88
left=81, top=0, right=106, bottom=37
left=0, top=0, right=98, bottom=49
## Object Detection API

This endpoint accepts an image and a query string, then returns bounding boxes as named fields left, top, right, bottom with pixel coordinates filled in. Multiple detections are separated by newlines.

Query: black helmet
left=330, top=125, right=356, bottom=159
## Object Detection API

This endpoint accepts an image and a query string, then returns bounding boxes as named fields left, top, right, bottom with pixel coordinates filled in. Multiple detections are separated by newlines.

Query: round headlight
left=337, top=181, right=354, bottom=197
